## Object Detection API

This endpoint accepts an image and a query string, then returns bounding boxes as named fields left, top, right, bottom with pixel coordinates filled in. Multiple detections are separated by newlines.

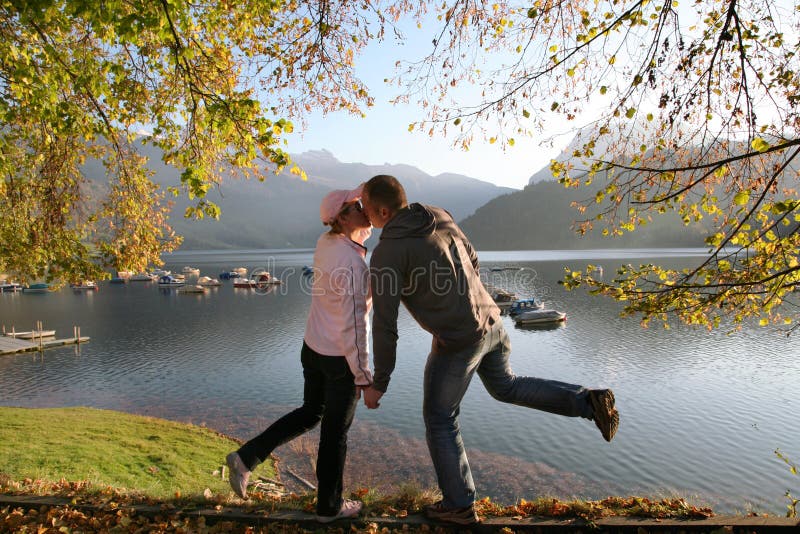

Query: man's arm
left=369, top=245, right=403, bottom=394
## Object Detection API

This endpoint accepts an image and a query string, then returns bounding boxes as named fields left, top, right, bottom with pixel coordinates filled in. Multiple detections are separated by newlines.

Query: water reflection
left=0, top=249, right=798, bottom=513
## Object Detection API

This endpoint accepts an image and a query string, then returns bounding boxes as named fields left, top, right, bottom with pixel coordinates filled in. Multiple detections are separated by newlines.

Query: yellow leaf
left=751, top=137, right=771, bottom=153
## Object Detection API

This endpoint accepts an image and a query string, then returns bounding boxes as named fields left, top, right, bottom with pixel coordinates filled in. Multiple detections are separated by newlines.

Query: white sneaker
left=225, top=451, right=250, bottom=499
left=315, top=499, right=363, bottom=523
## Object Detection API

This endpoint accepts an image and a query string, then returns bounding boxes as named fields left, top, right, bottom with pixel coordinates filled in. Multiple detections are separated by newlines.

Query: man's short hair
left=364, top=175, right=408, bottom=212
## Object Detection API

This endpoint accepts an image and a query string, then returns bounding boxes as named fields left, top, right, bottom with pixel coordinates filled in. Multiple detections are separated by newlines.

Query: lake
left=1, top=248, right=798, bottom=514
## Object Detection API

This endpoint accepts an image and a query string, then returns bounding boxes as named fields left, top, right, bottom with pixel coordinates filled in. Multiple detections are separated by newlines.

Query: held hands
left=357, top=386, right=383, bottom=409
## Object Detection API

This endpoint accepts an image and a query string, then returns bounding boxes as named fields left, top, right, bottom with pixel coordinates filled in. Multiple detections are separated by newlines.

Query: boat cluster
left=487, top=285, right=567, bottom=326
left=112, top=266, right=281, bottom=293
left=1, top=265, right=282, bottom=295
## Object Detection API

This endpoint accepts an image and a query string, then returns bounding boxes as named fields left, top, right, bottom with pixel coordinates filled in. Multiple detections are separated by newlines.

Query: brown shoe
left=425, top=501, right=480, bottom=525
left=589, top=389, right=619, bottom=442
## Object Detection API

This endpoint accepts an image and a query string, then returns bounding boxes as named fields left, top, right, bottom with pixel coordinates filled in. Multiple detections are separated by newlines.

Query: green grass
left=0, top=406, right=726, bottom=528
left=0, top=406, right=275, bottom=500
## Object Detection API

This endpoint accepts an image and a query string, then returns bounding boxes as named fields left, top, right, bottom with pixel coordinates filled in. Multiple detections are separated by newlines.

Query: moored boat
left=182, top=266, right=200, bottom=275
left=197, top=276, right=221, bottom=287
left=233, top=278, right=256, bottom=288
left=508, top=298, right=544, bottom=316
left=486, top=284, right=516, bottom=308
left=0, top=282, right=22, bottom=292
left=23, top=283, right=50, bottom=293
left=253, top=272, right=281, bottom=287
left=71, top=281, right=98, bottom=291
left=157, top=275, right=184, bottom=287
left=513, top=309, right=566, bottom=325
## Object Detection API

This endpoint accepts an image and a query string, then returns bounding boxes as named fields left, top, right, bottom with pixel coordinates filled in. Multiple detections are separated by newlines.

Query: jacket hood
left=380, top=203, right=436, bottom=239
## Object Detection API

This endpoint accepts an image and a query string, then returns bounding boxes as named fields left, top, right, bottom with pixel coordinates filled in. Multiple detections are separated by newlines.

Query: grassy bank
left=1, top=406, right=727, bottom=532
left=0, top=406, right=275, bottom=500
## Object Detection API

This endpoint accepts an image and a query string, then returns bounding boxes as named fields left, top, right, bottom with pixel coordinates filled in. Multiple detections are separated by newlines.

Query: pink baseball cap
left=319, top=184, right=363, bottom=225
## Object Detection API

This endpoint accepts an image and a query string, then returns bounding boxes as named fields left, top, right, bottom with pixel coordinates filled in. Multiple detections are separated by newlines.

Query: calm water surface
left=1, top=248, right=798, bottom=514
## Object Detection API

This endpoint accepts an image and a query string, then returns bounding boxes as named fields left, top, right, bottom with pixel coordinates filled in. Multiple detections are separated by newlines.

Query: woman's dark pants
left=237, top=342, right=358, bottom=516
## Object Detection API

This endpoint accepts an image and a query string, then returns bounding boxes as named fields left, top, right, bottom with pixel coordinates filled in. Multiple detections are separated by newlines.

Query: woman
left=226, top=186, right=372, bottom=522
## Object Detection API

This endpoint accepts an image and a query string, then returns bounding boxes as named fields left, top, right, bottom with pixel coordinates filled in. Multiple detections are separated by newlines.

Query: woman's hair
left=328, top=218, right=344, bottom=234
left=364, top=175, right=407, bottom=212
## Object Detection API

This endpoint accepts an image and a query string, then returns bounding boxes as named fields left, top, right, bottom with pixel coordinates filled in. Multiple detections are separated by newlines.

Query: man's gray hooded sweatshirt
left=370, top=203, right=501, bottom=393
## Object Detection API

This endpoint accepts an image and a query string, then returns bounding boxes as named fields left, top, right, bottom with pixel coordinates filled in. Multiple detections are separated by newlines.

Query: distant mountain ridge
left=86, top=146, right=515, bottom=250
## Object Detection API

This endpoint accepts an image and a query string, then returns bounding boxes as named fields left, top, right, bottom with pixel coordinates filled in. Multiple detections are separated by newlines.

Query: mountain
left=461, top=173, right=714, bottom=250
left=85, top=146, right=515, bottom=250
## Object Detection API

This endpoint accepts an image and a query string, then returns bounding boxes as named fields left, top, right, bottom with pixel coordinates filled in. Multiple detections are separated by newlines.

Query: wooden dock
left=0, top=335, right=90, bottom=355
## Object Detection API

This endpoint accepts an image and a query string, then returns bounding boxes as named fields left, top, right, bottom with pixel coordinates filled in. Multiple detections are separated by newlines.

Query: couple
left=226, top=175, right=620, bottom=524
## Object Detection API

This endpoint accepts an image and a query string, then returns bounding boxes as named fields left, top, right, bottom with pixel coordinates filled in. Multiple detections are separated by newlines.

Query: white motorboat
left=197, top=276, right=221, bottom=287
left=182, top=266, right=200, bottom=275
left=513, top=309, right=566, bottom=325
left=130, top=272, right=157, bottom=281
left=157, top=275, right=184, bottom=287
left=70, top=281, right=98, bottom=291
left=508, top=298, right=544, bottom=316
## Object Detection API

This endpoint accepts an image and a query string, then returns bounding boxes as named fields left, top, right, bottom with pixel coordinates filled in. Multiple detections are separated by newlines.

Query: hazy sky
left=286, top=17, right=571, bottom=191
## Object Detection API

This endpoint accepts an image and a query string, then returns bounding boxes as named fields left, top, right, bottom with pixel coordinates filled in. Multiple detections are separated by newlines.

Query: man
left=360, top=174, right=619, bottom=525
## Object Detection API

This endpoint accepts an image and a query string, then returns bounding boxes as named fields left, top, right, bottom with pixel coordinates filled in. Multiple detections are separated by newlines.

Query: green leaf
left=733, top=190, right=750, bottom=206
left=625, top=108, right=636, bottom=118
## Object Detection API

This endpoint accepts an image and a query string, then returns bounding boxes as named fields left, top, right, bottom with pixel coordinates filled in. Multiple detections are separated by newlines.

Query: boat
left=219, top=271, right=243, bottom=280
left=513, top=309, right=567, bottom=325
left=301, top=265, right=314, bottom=276
left=116, top=270, right=135, bottom=279
left=182, top=266, right=200, bottom=275
left=157, top=275, right=184, bottom=287
left=486, top=284, right=517, bottom=308
left=253, top=272, right=281, bottom=286
left=233, top=278, right=257, bottom=288
left=177, top=284, right=206, bottom=294
left=233, top=267, right=248, bottom=276
left=508, top=298, right=544, bottom=316
left=0, top=282, right=23, bottom=292
left=152, top=268, right=171, bottom=277
left=130, top=272, right=157, bottom=281
left=5, top=329, right=56, bottom=339
left=23, top=283, right=50, bottom=293
left=70, top=281, right=98, bottom=291
left=197, top=276, right=221, bottom=287
left=172, top=273, right=186, bottom=281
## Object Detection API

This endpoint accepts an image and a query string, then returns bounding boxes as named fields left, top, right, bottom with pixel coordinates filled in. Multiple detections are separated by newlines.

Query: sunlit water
left=1, top=248, right=798, bottom=514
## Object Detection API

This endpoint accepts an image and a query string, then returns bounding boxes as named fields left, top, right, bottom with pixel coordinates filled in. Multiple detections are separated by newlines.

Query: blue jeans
left=237, top=342, right=358, bottom=516
left=423, top=321, right=593, bottom=509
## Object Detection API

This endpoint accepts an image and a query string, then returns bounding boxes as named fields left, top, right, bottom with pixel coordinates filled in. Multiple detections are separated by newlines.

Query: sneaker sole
left=591, top=390, right=619, bottom=442
left=225, top=452, right=248, bottom=499
left=425, top=507, right=480, bottom=525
